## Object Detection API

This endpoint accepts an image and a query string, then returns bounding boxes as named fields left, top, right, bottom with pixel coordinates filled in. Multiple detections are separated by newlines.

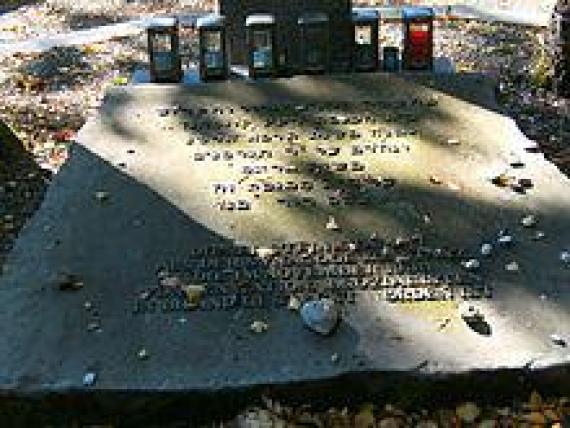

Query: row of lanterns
left=148, top=7, right=435, bottom=83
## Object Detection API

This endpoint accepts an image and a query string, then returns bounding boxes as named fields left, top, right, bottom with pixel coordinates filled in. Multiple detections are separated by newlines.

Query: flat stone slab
left=1, top=73, right=569, bottom=393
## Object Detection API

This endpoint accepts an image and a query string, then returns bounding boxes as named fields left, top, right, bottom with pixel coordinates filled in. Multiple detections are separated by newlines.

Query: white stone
left=300, top=298, right=340, bottom=336
left=505, top=261, right=519, bottom=272
left=459, top=302, right=483, bottom=321
left=521, top=215, right=537, bottom=227
left=461, top=259, right=480, bottom=270
left=255, top=247, right=276, bottom=258
left=498, top=235, right=513, bottom=246
left=480, top=243, right=493, bottom=256
left=94, top=191, right=109, bottom=202
left=288, top=296, right=301, bottom=311
left=250, top=320, right=268, bottom=334
left=560, top=251, right=570, bottom=264
left=82, top=372, right=96, bottom=387
left=326, top=216, right=340, bottom=231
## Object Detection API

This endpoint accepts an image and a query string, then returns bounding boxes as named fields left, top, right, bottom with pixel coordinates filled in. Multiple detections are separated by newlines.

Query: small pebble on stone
left=480, top=243, right=493, bottom=256
left=82, top=372, right=96, bottom=387
left=461, top=259, right=480, bottom=270
left=498, top=234, right=513, bottom=246
left=326, top=216, right=340, bottom=231
left=250, top=320, right=268, bottom=334
left=288, top=296, right=301, bottom=311
left=94, top=191, right=109, bottom=202
left=505, top=261, right=519, bottom=271
left=86, top=321, right=100, bottom=332
left=521, top=215, right=537, bottom=227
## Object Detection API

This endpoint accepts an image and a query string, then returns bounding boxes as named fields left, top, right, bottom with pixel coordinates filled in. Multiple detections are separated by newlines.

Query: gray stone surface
left=0, top=73, right=569, bottom=394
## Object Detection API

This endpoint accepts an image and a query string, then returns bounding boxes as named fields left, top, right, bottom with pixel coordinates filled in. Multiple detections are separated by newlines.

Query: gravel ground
left=0, top=3, right=569, bottom=424
left=231, top=394, right=568, bottom=427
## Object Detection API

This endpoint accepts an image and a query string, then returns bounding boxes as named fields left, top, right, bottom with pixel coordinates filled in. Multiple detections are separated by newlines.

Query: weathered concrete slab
left=0, top=73, right=569, bottom=394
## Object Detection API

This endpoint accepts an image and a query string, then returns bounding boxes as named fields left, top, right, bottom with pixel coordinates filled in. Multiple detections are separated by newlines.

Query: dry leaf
left=528, top=390, right=543, bottom=412
left=524, top=411, right=546, bottom=425
left=456, top=402, right=480, bottom=423
left=182, top=284, right=205, bottom=307
left=354, top=403, right=375, bottom=428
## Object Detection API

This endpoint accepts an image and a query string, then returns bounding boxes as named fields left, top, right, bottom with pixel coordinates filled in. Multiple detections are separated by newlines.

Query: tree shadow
left=0, top=118, right=51, bottom=271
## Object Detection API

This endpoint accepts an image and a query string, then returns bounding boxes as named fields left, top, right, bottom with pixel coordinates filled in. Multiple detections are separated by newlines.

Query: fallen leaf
left=524, top=411, right=546, bottom=425
left=354, top=403, right=375, bottom=428
left=528, top=390, right=543, bottom=412
left=112, top=76, right=128, bottom=85
left=456, top=402, right=480, bottom=423
left=182, top=284, right=205, bottom=307
left=378, top=417, right=403, bottom=428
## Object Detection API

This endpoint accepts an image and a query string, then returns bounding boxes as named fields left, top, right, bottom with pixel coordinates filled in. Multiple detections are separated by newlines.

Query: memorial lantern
left=298, top=13, right=330, bottom=73
left=550, top=1, right=570, bottom=97
left=351, top=8, right=379, bottom=72
left=383, top=46, right=400, bottom=72
left=197, top=14, right=228, bottom=81
left=246, top=14, right=277, bottom=78
left=402, top=7, right=434, bottom=71
left=147, top=17, right=182, bottom=83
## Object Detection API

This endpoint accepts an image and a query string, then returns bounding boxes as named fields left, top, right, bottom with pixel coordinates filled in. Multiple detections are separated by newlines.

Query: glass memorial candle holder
left=298, top=12, right=330, bottom=74
left=402, top=7, right=434, bottom=71
left=352, top=8, right=379, bottom=72
left=147, top=17, right=182, bottom=83
left=198, top=14, right=228, bottom=81
left=246, top=14, right=277, bottom=79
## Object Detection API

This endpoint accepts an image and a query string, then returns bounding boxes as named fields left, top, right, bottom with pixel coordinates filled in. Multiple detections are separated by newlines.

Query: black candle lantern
left=352, top=8, right=379, bottom=72
left=383, top=46, right=400, bottom=72
left=246, top=14, right=277, bottom=79
left=298, top=12, right=330, bottom=74
left=402, top=7, right=434, bottom=71
left=197, top=14, right=228, bottom=81
left=147, top=17, right=182, bottom=83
